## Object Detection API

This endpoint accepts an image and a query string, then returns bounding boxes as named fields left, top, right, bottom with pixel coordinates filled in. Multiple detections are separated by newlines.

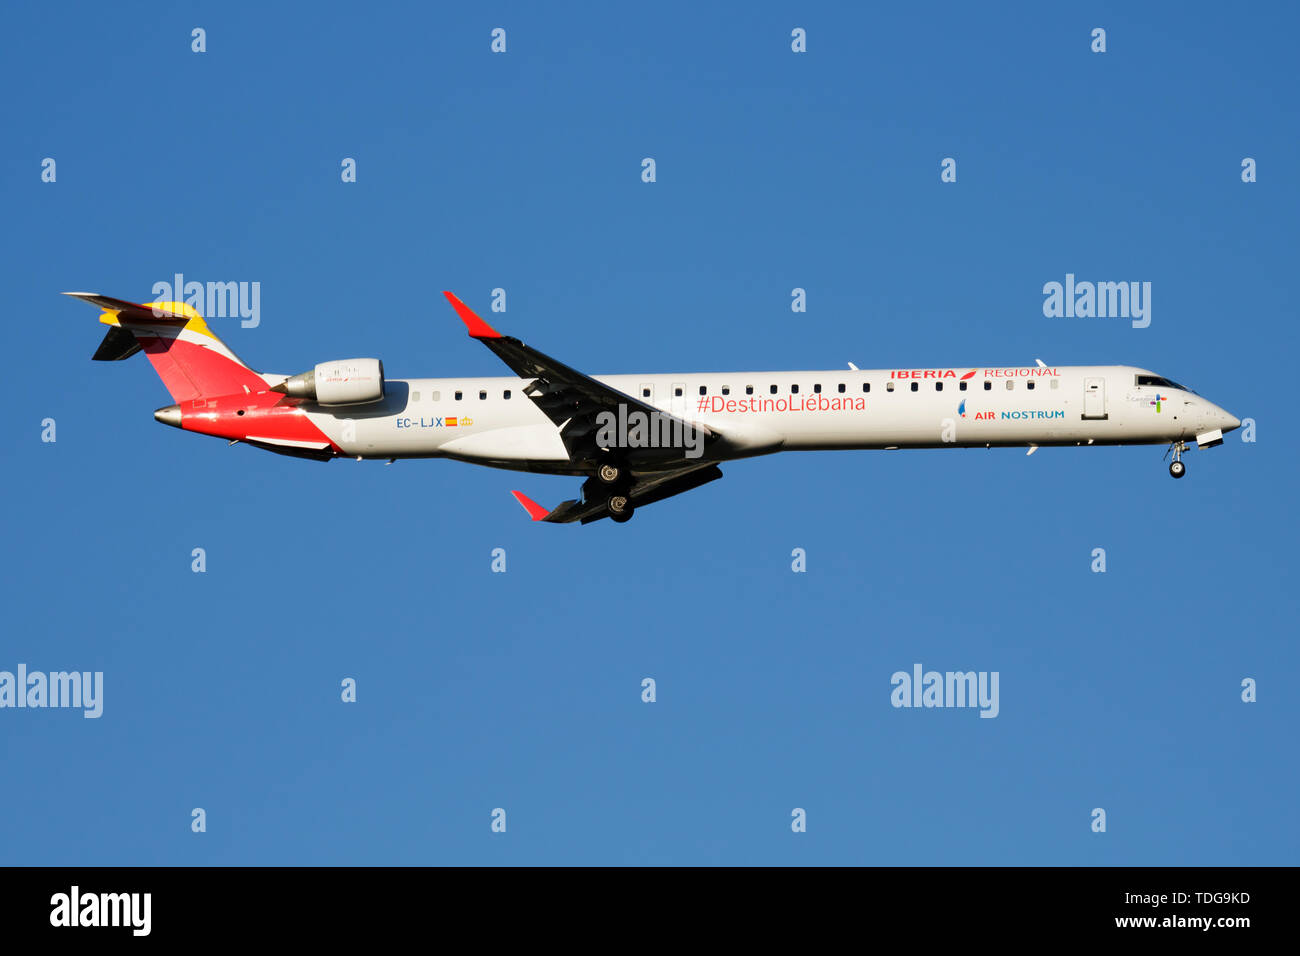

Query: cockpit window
left=1136, top=374, right=1191, bottom=392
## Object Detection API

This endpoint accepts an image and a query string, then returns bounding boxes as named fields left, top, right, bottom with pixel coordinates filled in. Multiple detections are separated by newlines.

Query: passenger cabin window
left=642, top=387, right=650, bottom=398
left=412, top=391, right=420, bottom=402
left=886, top=382, right=895, bottom=392
left=721, top=386, right=730, bottom=395
left=910, top=382, right=918, bottom=392
left=813, top=384, right=821, bottom=393
left=503, top=390, right=511, bottom=399
left=1005, top=381, right=1014, bottom=390
left=791, top=384, right=799, bottom=394
left=935, top=382, right=943, bottom=391
left=863, top=383, right=870, bottom=393
left=959, top=381, right=967, bottom=391
left=838, top=383, right=846, bottom=394
left=983, top=381, right=991, bottom=390
left=431, top=391, right=440, bottom=401
left=455, top=390, right=463, bottom=400
left=746, top=385, right=754, bottom=395
left=1027, top=381, right=1034, bottom=390
left=699, top=385, right=707, bottom=395
left=674, top=386, right=683, bottom=397
left=1050, top=379, right=1059, bottom=390
left=770, top=385, right=778, bottom=394
left=479, top=390, right=487, bottom=400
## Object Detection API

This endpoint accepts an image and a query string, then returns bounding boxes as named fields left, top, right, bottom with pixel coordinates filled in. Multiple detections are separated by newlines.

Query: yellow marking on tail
left=96, top=301, right=219, bottom=340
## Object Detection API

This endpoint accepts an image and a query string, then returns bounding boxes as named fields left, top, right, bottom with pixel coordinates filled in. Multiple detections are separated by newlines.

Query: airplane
left=65, top=291, right=1241, bottom=524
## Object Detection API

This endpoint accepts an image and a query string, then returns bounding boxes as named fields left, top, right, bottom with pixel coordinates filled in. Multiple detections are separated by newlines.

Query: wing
left=443, top=292, right=733, bottom=524
left=443, top=292, right=713, bottom=467
left=513, top=463, right=724, bottom=524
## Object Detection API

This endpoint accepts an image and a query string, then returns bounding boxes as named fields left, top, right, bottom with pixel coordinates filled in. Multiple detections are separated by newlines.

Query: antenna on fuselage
left=847, top=362, right=859, bottom=370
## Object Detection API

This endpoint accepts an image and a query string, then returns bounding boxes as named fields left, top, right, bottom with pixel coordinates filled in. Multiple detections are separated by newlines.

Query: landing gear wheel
left=597, top=462, right=623, bottom=484
left=607, top=494, right=633, bottom=522
left=1166, top=439, right=1188, bottom=479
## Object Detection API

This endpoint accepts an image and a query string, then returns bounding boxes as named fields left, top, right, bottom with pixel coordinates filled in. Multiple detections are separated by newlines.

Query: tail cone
left=154, top=404, right=182, bottom=429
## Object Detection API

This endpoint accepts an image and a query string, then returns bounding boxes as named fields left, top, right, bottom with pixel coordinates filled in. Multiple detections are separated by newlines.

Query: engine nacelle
left=273, top=358, right=385, bottom=406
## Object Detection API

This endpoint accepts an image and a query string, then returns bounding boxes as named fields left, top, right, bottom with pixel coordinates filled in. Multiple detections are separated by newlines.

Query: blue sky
left=2, top=1, right=1296, bottom=865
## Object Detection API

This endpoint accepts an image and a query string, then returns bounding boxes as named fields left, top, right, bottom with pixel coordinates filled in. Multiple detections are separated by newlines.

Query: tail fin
left=64, top=292, right=266, bottom=402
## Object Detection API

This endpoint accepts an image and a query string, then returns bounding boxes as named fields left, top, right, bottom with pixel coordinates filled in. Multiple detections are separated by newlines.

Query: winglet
left=443, top=291, right=502, bottom=338
left=511, top=490, right=551, bottom=521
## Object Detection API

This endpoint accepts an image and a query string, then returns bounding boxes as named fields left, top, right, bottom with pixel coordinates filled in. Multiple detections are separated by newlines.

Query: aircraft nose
left=1222, top=410, right=1241, bottom=432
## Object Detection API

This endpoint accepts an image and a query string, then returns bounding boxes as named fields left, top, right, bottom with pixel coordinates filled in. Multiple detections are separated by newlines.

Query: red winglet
left=443, top=291, right=502, bottom=338
left=510, top=490, right=551, bottom=521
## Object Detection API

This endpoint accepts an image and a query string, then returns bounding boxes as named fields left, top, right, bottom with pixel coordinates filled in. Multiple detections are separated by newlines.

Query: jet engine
left=272, top=358, right=385, bottom=406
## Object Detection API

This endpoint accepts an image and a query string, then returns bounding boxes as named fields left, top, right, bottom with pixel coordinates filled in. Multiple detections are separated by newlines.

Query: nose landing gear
left=1166, top=440, right=1188, bottom=479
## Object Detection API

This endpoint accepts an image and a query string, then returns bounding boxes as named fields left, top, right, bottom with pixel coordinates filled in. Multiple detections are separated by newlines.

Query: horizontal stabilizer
left=62, top=292, right=193, bottom=323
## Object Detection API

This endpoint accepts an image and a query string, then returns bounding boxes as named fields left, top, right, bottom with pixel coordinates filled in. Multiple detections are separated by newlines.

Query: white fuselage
left=302, top=364, right=1239, bottom=474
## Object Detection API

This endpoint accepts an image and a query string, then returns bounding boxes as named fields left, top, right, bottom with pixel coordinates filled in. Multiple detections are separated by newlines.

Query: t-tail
left=64, top=292, right=266, bottom=403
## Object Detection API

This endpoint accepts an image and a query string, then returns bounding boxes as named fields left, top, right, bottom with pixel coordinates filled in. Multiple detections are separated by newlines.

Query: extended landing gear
left=1167, top=441, right=1188, bottom=479
left=607, top=494, right=634, bottom=522
left=586, top=465, right=636, bottom=522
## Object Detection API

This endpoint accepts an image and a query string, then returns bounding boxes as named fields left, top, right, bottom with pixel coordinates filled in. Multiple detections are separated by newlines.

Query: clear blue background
left=2, top=1, right=1295, bottom=865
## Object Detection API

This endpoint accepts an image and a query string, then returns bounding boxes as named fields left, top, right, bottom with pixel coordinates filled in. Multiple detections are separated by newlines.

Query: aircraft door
left=1082, top=377, right=1107, bottom=420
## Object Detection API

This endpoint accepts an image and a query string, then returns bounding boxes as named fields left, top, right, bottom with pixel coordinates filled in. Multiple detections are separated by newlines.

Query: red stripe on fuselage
left=180, top=392, right=340, bottom=451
